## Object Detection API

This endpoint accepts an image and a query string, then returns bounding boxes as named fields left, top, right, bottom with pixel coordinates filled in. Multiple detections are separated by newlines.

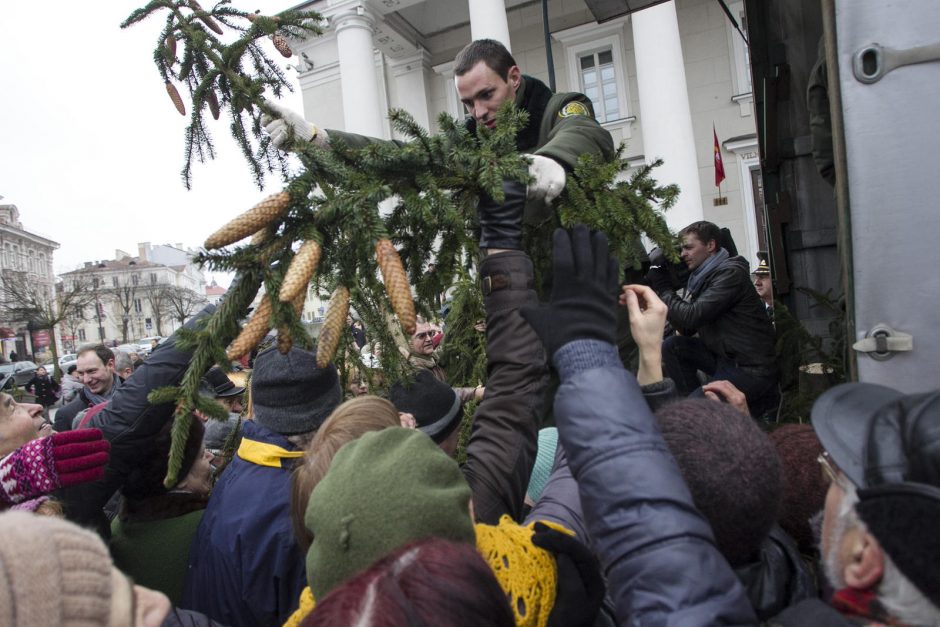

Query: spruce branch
left=129, top=2, right=681, bottom=476
left=123, top=1, right=323, bottom=188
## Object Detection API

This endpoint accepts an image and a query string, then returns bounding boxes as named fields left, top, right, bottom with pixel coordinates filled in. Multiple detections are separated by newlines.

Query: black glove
left=477, top=179, right=527, bottom=250
left=520, top=225, right=619, bottom=357
left=531, top=522, right=605, bottom=627
left=645, top=265, right=672, bottom=294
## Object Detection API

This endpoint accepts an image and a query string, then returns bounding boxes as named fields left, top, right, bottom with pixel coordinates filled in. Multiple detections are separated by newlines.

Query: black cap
left=389, top=369, right=462, bottom=443
left=202, top=366, right=245, bottom=398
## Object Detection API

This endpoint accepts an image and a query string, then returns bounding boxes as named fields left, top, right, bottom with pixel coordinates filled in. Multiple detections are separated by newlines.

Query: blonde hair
left=290, top=396, right=400, bottom=552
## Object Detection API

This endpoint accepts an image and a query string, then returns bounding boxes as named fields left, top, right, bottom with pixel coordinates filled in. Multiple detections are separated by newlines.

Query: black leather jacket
left=57, top=305, right=215, bottom=535
left=658, top=255, right=777, bottom=371
left=734, top=525, right=817, bottom=621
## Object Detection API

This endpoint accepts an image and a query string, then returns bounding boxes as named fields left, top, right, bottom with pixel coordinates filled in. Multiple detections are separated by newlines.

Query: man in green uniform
left=262, top=39, right=615, bottom=209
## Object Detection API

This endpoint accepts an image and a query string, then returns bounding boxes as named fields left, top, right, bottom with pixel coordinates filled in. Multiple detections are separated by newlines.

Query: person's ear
left=706, top=239, right=718, bottom=254
left=843, top=528, right=885, bottom=590
left=507, top=65, right=521, bottom=90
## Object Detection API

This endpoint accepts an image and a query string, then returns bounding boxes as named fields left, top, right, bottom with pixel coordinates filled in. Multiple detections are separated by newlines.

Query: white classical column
left=333, top=8, right=386, bottom=138
left=468, top=0, right=512, bottom=51
left=631, top=1, right=703, bottom=229
left=389, top=49, right=433, bottom=134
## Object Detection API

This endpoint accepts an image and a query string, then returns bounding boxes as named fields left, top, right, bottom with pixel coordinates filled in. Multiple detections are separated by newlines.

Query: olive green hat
left=305, top=428, right=475, bottom=600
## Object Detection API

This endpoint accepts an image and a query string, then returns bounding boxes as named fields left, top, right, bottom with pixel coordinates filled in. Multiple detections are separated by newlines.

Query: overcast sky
left=0, top=2, right=305, bottom=286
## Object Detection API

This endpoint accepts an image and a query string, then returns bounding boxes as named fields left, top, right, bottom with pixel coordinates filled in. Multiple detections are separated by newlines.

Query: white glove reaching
left=525, top=154, right=566, bottom=205
left=260, top=101, right=329, bottom=151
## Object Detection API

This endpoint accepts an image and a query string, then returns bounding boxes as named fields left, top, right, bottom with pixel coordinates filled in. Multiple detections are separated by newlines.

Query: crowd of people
left=0, top=38, right=937, bottom=627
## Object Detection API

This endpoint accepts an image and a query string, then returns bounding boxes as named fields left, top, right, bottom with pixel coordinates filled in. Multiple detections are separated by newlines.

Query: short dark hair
left=77, top=344, right=115, bottom=366
left=454, top=39, right=517, bottom=79
left=67, top=364, right=77, bottom=375
left=655, top=399, right=782, bottom=566
left=679, top=221, right=722, bottom=248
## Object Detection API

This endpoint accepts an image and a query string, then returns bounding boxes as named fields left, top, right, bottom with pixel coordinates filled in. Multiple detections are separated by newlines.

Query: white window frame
left=575, top=48, right=623, bottom=124
left=725, top=135, right=761, bottom=264
left=554, top=17, right=634, bottom=137
left=726, top=1, right=753, bottom=116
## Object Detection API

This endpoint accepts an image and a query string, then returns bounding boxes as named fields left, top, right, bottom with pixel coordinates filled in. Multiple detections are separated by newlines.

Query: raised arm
left=462, top=181, right=548, bottom=524
left=522, top=227, right=756, bottom=625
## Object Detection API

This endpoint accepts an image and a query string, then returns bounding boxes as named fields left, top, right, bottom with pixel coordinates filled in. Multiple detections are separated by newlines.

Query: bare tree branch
left=161, top=286, right=207, bottom=326
left=108, top=279, right=138, bottom=343
left=0, top=272, right=96, bottom=377
left=143, top=285, right=171, bottom=336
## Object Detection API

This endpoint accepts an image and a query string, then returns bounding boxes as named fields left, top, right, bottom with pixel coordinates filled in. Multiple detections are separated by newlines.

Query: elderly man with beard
left=773, top=383, right=940, bottom=625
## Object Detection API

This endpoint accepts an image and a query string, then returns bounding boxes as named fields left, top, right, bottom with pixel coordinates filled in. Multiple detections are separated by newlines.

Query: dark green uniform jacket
left=327, top=75, right=615, bottom=169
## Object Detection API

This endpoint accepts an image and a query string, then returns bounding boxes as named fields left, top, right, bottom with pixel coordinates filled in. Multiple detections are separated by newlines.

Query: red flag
left=713, top=125, right=726, bottom=187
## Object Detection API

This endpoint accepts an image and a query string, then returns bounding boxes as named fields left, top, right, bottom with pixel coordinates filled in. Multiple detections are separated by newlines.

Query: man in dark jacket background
left=648, top=220, right=777, bottom=414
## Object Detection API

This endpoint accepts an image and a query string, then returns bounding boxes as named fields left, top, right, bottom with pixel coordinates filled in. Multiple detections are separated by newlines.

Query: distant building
left=59, top=243, right=207, bottom=347
left=0, top=196, right=59, bottom=360
left=205, top=279, right=226, bottom=305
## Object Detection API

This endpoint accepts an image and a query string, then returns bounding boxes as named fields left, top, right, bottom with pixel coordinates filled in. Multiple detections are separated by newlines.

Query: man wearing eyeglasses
left=407, top=320, right=482, bottom=404
left=772, top=383, right=940, bottom=625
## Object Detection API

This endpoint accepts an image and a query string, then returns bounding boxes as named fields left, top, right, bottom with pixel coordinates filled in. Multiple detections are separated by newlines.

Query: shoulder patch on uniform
left=558, top=101, right=590, bottom=118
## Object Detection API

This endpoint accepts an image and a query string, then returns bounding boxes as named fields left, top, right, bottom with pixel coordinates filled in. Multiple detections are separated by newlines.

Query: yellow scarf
left=236, top=437, right=304, bottom=469
left=282, top=516, right=571, bottom=627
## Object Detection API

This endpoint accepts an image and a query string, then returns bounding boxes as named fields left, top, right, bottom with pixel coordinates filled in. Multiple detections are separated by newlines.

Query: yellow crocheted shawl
left=283, top=516, right=571, bottom=627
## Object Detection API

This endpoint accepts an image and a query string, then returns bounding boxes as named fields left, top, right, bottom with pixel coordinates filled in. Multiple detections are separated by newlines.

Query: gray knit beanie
left=251, top=346, right=342, bottom=435
left=0, top=511, right=114, bottom=625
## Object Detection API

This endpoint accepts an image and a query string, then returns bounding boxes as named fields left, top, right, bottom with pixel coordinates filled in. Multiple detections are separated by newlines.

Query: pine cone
left=166, top=82, right=186, bottom=116
left=190, top=0, right=224, bottom=35
left=292, top=291, right=306, bottom=317
left=250, top=227, right=270, bottom=246
left=271, top=33, right=293, bottom=58
left=317, top=286, right=349, bottom=368
left=226, top=295, right=272, bottom=360
left=277, top=326, right=292, bottom=354
left=205, top=192, right=291, bottom=249
left=375, top=238, right=416, bottom=335
left=163, top=35, right=177, bottom=62
left=206, top=90, right=220, bottom=120
left=279, top=240, right=321, bottom=303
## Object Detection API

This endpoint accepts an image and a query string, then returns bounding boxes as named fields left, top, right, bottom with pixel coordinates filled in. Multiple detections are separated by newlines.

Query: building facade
left=289, top=0, right=763, bottom=264
left=58, top=244, right=208, bottom=348
left=0, top=197, right=60, bottom=360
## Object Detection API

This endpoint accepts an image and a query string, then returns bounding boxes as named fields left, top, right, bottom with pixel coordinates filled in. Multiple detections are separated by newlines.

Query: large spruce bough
left=125, top=0, right=679, bottom=486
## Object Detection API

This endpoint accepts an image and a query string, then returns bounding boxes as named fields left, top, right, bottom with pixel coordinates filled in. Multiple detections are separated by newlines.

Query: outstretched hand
left=620, top=284, right=667, bottom=352
left=702, top=380, right=750, bottom=416
left=620, top=284, right=668, bottom=385
left=520, top=225, right=620, bottom=358
left=260, top=100, right=328, bottom=151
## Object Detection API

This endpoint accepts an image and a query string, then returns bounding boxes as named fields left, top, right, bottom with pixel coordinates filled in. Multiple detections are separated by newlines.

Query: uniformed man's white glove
left=525, top=154, right=566, bottom=205
left=260, top=101, right=330, bottom=151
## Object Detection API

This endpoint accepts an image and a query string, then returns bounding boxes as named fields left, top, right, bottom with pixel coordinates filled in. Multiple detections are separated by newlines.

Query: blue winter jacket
left=181, top=420, right=306, bottom=627
left=551, top=339, right=757, bottom=625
